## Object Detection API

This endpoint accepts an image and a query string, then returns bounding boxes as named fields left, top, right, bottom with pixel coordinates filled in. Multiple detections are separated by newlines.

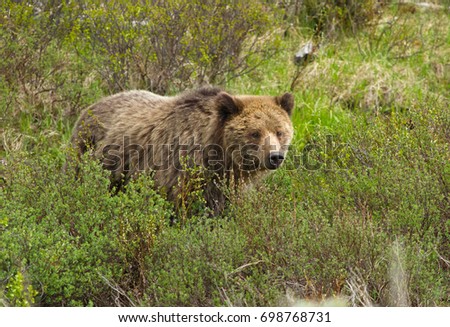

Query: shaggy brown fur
left=69, top=86, right=294, bottom=215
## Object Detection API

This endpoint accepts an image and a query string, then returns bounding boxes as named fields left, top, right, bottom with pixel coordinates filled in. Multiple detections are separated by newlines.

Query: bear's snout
left=267, top=152, right=285, bottom=170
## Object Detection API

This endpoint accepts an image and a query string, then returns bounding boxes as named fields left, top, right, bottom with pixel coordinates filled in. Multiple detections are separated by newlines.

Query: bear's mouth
left=241, top=155, right=261, bottom=171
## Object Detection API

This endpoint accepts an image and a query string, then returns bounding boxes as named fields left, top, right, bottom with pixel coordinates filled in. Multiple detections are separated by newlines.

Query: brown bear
left=69, top=86, right=294, bottom=215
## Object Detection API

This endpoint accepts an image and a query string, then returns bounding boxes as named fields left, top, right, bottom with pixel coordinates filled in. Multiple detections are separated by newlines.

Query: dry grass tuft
left=297, top=57, right=446, bottom=112
left=388, top=240, right=410, bottom=306
left=346, top=268, right=375, bottom=307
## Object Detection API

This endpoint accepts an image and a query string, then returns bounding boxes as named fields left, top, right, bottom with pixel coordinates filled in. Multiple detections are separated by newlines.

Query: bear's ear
left=218, top=92, right=243, bottom=119
left=276, top=93, right=294, bottom=116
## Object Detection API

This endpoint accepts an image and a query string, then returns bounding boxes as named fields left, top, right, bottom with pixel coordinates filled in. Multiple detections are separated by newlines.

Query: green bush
left=145, top=218, right=248, bottom=306
left=3, top=271, right=38, bottom=307
left=0, top=153, right=171, bottom=306
left=73, top=0, right=280, bottom=93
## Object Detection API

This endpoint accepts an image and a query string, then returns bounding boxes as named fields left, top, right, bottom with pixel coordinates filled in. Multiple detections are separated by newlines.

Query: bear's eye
left=276, top=131, right=284, bottom=138
left=250, top=131, right=261, bottom=139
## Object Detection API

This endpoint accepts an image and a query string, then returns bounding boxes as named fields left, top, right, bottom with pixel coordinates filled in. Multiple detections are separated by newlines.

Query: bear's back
left=99, top=90, right=171, bottom=115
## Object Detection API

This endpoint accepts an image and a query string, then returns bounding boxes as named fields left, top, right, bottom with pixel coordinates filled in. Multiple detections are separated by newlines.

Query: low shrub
left=0, top=153, right=171, bottom=306
left=73, top=0, right=280, bottom=94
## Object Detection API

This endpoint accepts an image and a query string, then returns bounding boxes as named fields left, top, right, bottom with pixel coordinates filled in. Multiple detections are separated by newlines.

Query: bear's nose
left=268, top=152, right=285, bottom=169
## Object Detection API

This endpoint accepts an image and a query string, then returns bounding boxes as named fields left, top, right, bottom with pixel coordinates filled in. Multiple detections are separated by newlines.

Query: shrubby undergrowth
left=0, top=154, right=171, bottom=306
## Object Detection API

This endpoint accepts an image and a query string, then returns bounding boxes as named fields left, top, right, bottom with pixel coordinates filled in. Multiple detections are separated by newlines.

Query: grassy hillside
left=1, top=1, right=449, bottom=306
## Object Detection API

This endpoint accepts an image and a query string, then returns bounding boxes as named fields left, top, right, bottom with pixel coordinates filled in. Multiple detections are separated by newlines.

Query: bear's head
left=218, top=92, right=294, bottom=172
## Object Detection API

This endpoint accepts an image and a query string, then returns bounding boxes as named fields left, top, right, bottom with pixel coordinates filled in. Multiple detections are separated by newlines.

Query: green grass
left=1, top=1, right=449, bottom=306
